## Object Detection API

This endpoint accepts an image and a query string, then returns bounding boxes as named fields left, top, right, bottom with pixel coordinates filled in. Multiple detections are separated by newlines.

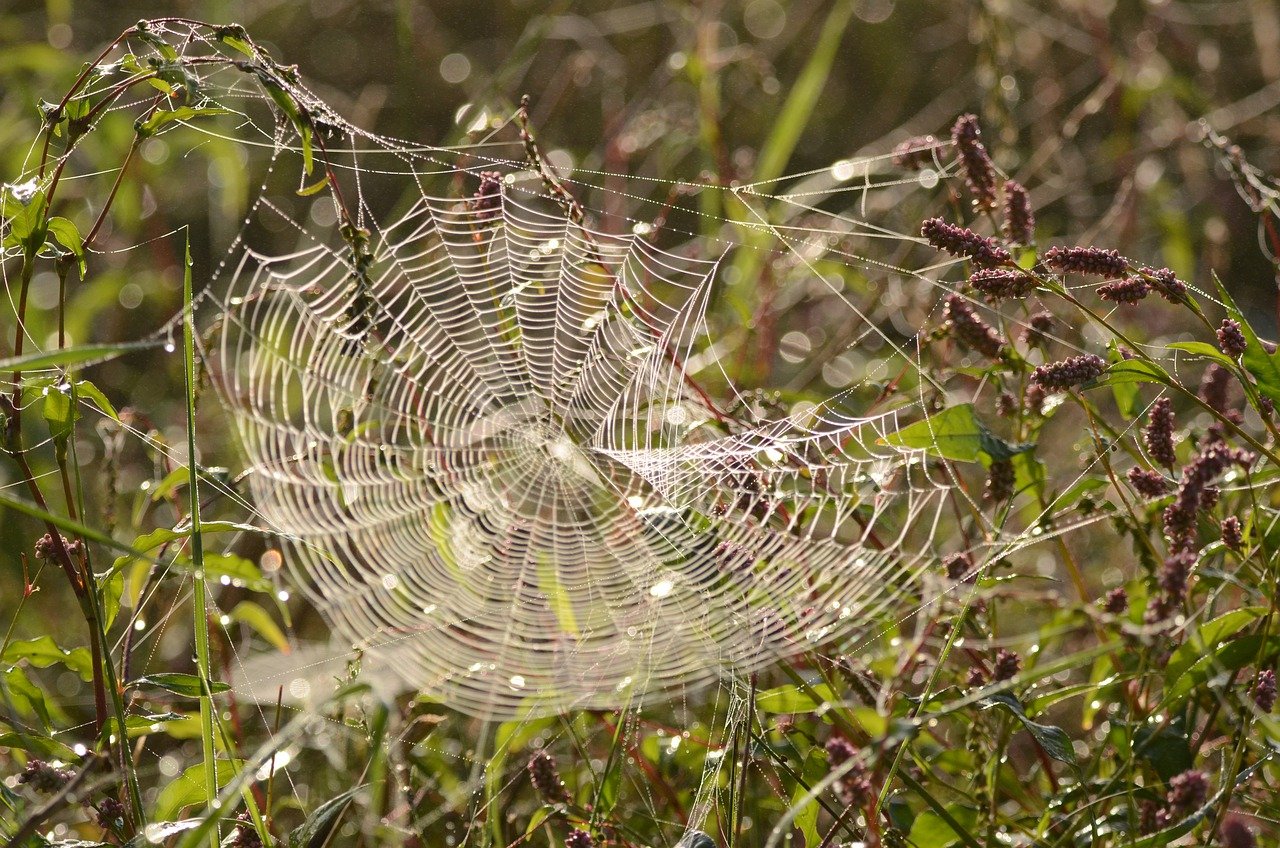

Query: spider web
left=39, top=21, right=972, bottom=720
left=212, top=154, right=951, bottom=719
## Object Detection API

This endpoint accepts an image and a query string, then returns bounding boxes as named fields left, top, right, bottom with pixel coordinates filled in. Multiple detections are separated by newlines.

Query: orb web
left=212, top=169, right=948, bottom=717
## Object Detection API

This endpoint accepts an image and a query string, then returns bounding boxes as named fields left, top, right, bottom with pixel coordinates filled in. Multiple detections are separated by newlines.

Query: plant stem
left=181, top=230, right=220, bottom=848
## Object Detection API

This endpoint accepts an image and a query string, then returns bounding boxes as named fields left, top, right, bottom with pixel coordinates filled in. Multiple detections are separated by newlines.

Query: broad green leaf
left=130, top=672, right=231, bottom=698
left=1167, top=341, right=1234, bottom=367
left=1164, top=606, right=1266, bottom=686
left=1090, top=360, right=1170, bottom=388
left=1, top=666, right=57, bottom=728
left=45, top=215, right=86, bottom=278
left=1106, top=343, right=1140, bottom=418
left=2, top=635, right=94, bottom=681
left=1165, top=633, right=1280, bottom=707
left=41, top=381, right=78, bottom=449
left=153, top=759, right=242, bottom=823
left=0, top=731, right=78, bottom=760
left=288, top=785, right=364, bottom=848
left=135, top=106, right=233, bottom=138
left=907, top=804, right=979, bottom=848
left=75, top=380, right=119, bottom=421
left=980, top=693, right=1076, bottom=764
left=2, top=178, right=48, bottom=253
left=880, top=404, right=983, bottom=462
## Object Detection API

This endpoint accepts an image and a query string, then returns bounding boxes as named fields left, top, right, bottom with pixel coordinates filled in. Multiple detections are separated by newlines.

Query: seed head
left=966, top=667, right=987, bottom=687
left=96, top=797, right=126, bottom=830
left=1164, top=769, right=1209, bottom=815
left=996, top=391, right=1018, bottom=417
left=951, top=114, right=998, bottom=211
left=1252, top=668, right=1276, bottom=713
left=1127, top=467, right=1170, bottom=499
left=17, top=759, right=73, bottom=793
left=992, top=649, right=1021, bottom=681
left=943, top=552, right=974, bottom=581
left=1096, top=276, right=1150, bottom=304
left=565, top=829, right=595, bottom=848
left=825, top=735, right=856, bottom=766
left=986, top=458, right=1015, bottom=502
left=1024, top=383, right=1046, bottom=416
left=1143, top=398, right=1177, bottom=467
left=969, top=268, right=1035, bottom=302
left=1102, top=586, right=1129, bottom=614
left=1028, top=354, right=1106, bottom=391
left=471, top=170, right=504, bottom=221
left=1021, top=311, right=1053, bottom=348
left=944, top=294, right=1006, bottom=358
left=1157, top=549, right=1196, bottom=601
left=892, top=134, right=940, bottom=170
left=230, top=811, right=263, bottom=848
left=1218, top=318, right=1248, bottom=358
left=1142, top=266, right=1186, bottom=302
left=1219, top=816, right=1257, bottom=848
left=921, top=218, right=1011, bottom=267
left=1199, top=363, right=1234, bottom=413
left=1002, top=180, right=1035, bottom=244
left=1043, top=246, right=1128, bottom=278
left=1221, top=516, right=1243, bottom=550
left=528, top=750, right=569, bottom=804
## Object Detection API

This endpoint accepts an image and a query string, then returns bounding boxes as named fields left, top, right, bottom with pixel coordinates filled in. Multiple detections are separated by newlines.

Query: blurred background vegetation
left=3, top=1, right=1280, bottom=845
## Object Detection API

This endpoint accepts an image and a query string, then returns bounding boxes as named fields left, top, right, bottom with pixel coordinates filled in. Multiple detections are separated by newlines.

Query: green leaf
left=134, top=106, right=233, bottom=138
left=288, top=786, right=364, bottom=848
left=2, top=178, right=48, bottom=253
left=880, top=404, right=982, bottom=461
left=755, top=682, right=838, bottom=713
left=0, top=340, right=164, bottom=373
left=100, top=567, right=124, bottom=631
left=152, top=759, right=241, bottom=823
left=907, top=804, right=979, bottom=848
left=2, top=635, right=95, bottom=681
left=1167, top=341, right=1234, bottom=367
left=1214, top=272, right=1280, bottom=404
left=980, top=693, right=1076, bottom=764
left=297, top=174, right=330, bottom=196
left=105, top=711, right=189, bottom=739
left=1165, top=633, right=1280, bottom=707
left=0, top=731, right=78, bottom=760
left=879, top=403, right=1029, bottom=463
left=1164, top=606, right=1266, bottom=687
left=226, top=601, right=290, bottom=652
left=214, top=25, right=255, bottom=57
left=1, top=666, right=56, bottom=728
left=130, top=673, right=231, bottom=698
left=1106, top=343, right=1140, bottom=418
left=74, top=380, right=119, bottom=421
left=1133, top=715, right=1193, bottom=782
left=1090, top=360, right=1170, bottom=388
left=45, top=216, right=86, bottom=278
left=41, top=381, right=78, bottom=449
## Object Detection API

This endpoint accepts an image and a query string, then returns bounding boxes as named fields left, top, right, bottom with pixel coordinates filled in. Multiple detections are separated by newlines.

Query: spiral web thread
left=213, top=159, right=955, bottom=718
